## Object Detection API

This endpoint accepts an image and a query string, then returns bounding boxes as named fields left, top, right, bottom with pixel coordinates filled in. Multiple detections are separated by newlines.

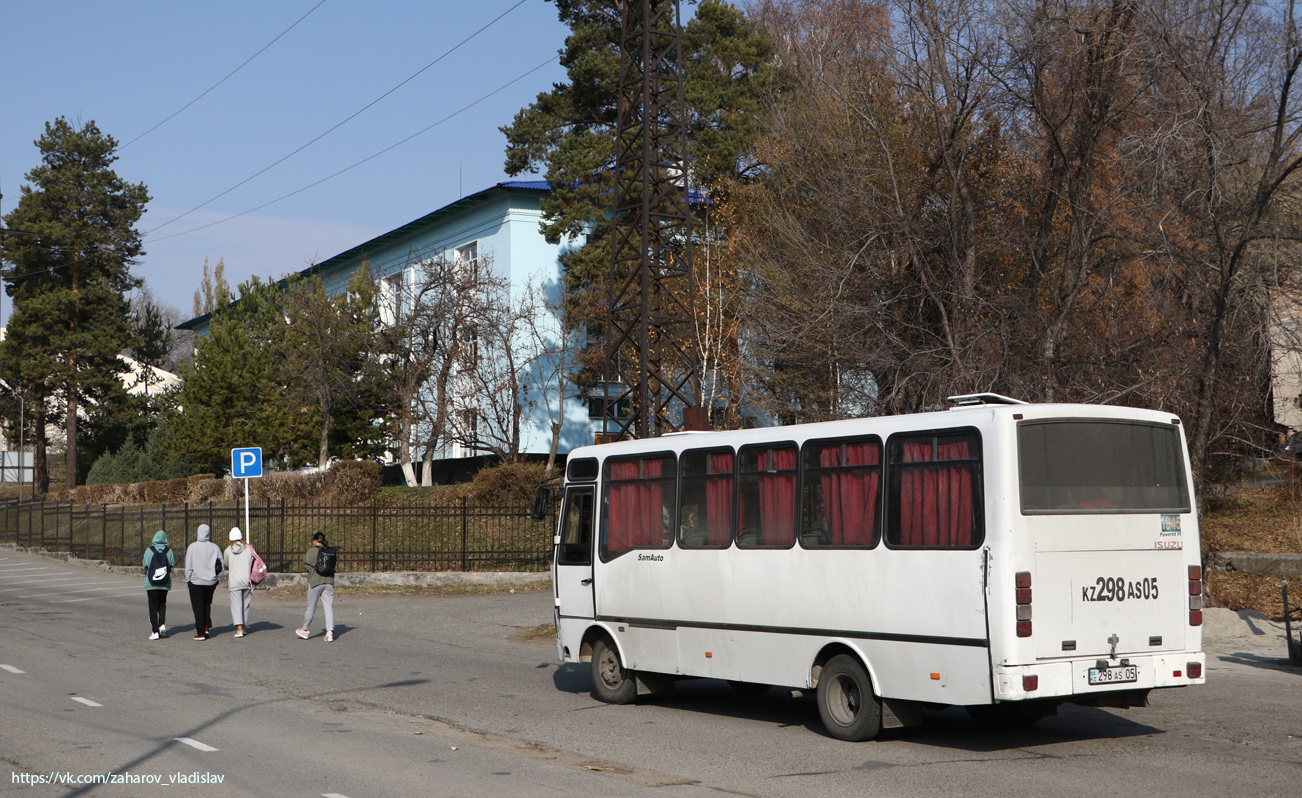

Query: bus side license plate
left=1088, top=665, right=1138, bottom=685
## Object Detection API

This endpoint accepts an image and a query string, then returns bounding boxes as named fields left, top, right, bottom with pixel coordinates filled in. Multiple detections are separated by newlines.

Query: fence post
left=371, top=497, right=379, bottom=573
left=461, top=496, right=468, bottom=572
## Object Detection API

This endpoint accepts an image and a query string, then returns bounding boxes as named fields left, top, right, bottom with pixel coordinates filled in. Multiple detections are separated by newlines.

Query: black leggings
left=188, top=582, right=217, bottom=634
left=147, top=589, right=168, bottom=633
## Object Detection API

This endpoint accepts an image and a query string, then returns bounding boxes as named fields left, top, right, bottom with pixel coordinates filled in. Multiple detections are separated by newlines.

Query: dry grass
left=1202, top=480, right=1302, bottom=555
left=1202, top=471, right=1302, bottom=619
left=1206, top=571, right=1288, bottom=618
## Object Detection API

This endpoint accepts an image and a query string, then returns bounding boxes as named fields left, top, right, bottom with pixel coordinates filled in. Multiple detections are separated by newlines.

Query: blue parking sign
left=231, top=447, right=263, bottom=478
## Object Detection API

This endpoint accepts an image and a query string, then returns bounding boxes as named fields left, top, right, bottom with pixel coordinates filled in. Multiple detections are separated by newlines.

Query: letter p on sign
left=231, top=447, right=263, bottom=479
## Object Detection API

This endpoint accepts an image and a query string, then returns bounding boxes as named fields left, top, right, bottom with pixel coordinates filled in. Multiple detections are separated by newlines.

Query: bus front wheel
left=817, top=654, right=883, bottom=741
left=591, top=638, right=637, bottom=704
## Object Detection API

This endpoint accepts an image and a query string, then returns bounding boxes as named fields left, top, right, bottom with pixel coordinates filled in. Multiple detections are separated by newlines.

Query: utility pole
left=603, top=0, right=703, bottom=441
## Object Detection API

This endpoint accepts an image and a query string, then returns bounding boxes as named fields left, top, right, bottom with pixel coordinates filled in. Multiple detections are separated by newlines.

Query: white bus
left=550, top=395, right=1205, bottom=741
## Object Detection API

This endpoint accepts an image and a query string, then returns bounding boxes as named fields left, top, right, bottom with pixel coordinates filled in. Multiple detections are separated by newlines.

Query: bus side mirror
left=531, top=486, right=549, bottom=521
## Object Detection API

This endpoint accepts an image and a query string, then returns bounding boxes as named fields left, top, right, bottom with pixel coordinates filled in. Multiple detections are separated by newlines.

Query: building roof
left=177, top=177, right=708, bottom=332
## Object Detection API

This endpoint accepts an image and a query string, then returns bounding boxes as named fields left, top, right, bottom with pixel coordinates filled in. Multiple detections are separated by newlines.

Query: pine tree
left=169, top=278, right=315, bottom=475
left=500, top=0, right=774, bottom=337
left=1, top=118, right=150, bottom=491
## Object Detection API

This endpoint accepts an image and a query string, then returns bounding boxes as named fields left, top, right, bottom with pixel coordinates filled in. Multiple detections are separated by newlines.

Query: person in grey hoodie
left=222, top=527, right=253, bottom=637
left=296, top=532, right=335, bottom=642
left=184, top=524, right=222, bottom=640
left=142, top=530, right=174, bottom=640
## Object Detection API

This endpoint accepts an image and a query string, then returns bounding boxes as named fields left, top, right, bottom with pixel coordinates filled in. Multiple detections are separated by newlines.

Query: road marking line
left=174, top=738, right=219, bottom=752
left=1, top=664, right=25, bottom=674
left=0, top=576, right=84, bottom=587
left=70, top=697, right=102, bottom=707
left=0, top=569, right=51, bottom=576
left=53, top=591, right=145, bottom=603
left=323, top=793, right=352, bottom=798
left=20, top=585, right=142, bottom=598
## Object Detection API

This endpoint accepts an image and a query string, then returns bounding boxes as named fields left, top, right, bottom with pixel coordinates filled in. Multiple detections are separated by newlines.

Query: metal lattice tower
left=603, top=0, right=700, bottom=440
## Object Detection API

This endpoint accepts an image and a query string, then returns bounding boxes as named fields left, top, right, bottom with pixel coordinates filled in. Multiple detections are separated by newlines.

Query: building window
left=454, top=241, right=479, bottom=280
left=380, top=269, right=406, bottom=326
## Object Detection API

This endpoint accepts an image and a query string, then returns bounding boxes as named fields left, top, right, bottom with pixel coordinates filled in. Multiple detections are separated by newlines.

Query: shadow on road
left=549, top=672, right=1172, bottom=749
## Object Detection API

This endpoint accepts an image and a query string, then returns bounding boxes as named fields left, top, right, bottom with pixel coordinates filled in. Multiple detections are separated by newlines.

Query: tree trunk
left=34, top=409, right=48, bottom=496
left=65, top=387, right=77, bottom=489
left=317, top=398, right=332, bottom=469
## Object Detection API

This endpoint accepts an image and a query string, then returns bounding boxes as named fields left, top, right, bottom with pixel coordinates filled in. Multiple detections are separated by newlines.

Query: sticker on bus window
left=1161, top=514, right=1180, bottom=533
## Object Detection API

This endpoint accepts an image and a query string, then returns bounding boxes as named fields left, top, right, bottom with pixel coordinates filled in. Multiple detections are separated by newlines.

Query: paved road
left=1, top=548, right=1299, bottom=797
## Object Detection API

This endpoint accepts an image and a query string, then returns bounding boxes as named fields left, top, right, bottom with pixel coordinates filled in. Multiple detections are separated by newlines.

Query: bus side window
left=886, top=431, right=983, bottom=549
left=802, top=437, right=882, bottom=548
left=558, top=489, right=594, bottom=565
left=679, top=449, right=734, bottom=548
left=602, top=454, right=677, bottom=560
left=738, top=444, right=798, bottom=549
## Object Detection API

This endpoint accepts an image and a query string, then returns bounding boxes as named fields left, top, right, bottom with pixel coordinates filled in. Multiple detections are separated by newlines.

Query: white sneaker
left=295, top=628, right=310, bottom=640
left=149, top=632, right=160, bottom=640
left=325, top=631, right=334, bottom=642
left=159, top=625, right=167, bottom=638
left=233, top=631, right=245, bottom=638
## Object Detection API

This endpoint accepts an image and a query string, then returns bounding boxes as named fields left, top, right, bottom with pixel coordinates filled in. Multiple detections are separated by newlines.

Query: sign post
left=230, top=447, right=263, bottom=537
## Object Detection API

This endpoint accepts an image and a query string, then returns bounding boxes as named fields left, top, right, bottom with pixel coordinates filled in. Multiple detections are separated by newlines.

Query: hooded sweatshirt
left=184, top=524, right=223, bottom=586
left=223, top=536, right=252, bottom=591
left=142, top=530, right=175, bottom=591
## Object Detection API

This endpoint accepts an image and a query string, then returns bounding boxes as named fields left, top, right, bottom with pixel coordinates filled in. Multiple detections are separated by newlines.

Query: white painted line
left=53, top=590, right=146, bottom=603
left=174, top=737, right=219, bottom=752
left=20, top=584, right=141, bottom=598
left=1, top=664, right=25, bottom=674
left=0, top=576, right=84, bottom=587
left=323, top=794, right=352, bottom=798
left=70, top=697, right=101, bottom=707
left=0, top=568, right=51, bottom=576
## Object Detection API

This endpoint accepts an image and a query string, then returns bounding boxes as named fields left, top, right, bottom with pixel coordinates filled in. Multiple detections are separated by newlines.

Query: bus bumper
left=992, top=652, right=1206, bottom=702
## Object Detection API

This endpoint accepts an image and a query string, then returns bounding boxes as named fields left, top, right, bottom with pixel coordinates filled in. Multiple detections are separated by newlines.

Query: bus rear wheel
left=591, top=638, right=637, bottom=704
left=817, top=654, right=883, bottom=741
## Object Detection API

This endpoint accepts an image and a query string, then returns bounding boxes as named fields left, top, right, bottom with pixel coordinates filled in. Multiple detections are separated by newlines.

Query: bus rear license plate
left=1088, top=665, right=1138, bottom=685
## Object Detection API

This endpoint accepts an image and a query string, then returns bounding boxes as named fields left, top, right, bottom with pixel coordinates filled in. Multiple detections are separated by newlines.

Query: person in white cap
left=222, top=527, right=253, bottom=637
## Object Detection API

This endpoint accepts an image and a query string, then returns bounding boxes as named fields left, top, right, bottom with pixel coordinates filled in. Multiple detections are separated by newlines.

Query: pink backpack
left=249, top=546, right=268, bottom=586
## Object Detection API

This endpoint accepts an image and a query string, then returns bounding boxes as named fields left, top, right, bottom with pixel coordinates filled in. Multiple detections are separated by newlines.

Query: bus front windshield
left=1018, top=420, right=1190, bottom=514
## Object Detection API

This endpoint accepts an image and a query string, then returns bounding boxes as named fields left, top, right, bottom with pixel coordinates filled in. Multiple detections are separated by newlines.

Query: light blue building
left=180, top=181, right=597, bottom=473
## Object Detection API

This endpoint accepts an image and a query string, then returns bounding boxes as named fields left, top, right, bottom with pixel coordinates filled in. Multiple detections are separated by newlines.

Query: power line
left=146, top=55, right=559, bottom=244
left=145, top=0, right=531, bottom=236
left=120, top=0, right=330, bottom=151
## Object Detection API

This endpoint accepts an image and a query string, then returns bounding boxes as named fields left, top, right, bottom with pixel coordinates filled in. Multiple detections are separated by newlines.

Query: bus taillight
left=1016, top=571, right=1032, bottom=637
left=1189, top=565, right=1203, bottom=626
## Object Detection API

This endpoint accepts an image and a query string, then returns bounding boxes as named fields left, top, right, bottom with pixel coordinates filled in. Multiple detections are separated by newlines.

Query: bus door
left=554, top=486, right=596, bottom=620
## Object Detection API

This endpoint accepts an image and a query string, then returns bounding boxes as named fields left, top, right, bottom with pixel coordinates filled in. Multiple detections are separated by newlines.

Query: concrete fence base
left=1, top=543, right=550, bottom=590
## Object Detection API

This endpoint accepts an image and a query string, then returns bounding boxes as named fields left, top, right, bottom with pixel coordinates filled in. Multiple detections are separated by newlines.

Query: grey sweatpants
left=303, top=583, right=334, bottom=632
left=229, top=588, right=252, bottom=626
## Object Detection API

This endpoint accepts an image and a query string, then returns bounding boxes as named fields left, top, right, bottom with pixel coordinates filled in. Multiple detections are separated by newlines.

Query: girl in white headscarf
left=222, top=527, right=253, bottom=637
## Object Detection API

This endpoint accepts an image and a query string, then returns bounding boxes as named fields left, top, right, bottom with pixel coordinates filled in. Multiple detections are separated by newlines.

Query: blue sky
left=0, top=0, right=571, bottom=324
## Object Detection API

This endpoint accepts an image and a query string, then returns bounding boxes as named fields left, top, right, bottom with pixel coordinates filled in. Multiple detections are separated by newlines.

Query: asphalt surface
left=1, top=547, right=1299, bottom=797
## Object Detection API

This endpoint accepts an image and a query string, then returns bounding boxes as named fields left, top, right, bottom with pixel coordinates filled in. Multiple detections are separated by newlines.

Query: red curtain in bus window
left=898, top=441, right=973, bottom=547
left=606, top=459, right=665, bottom=554
left=704, top=452, right=734, bottom=546
left=820, top=442, right=879, bottom=545
left=757, top=447, right=797, bottom=546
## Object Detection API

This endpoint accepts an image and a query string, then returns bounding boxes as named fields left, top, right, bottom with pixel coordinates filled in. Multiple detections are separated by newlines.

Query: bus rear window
left=1018, top=420, right=1190, bottom=514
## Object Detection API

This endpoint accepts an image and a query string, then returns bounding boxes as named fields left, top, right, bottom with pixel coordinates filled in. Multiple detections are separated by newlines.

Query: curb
left=0, top=543, right=551, bottom=590
left=1219, top=551, right=1302, bottom=578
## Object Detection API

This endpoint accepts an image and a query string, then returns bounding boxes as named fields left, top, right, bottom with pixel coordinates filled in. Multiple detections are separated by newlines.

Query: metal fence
left=0, top=496, right=556, bottom=574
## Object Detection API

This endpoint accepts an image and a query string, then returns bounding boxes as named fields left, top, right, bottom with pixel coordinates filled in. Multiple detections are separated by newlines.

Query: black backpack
left=314, top=545, right=340, bottom=577
left=147, top=546, right=171, bottom=585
